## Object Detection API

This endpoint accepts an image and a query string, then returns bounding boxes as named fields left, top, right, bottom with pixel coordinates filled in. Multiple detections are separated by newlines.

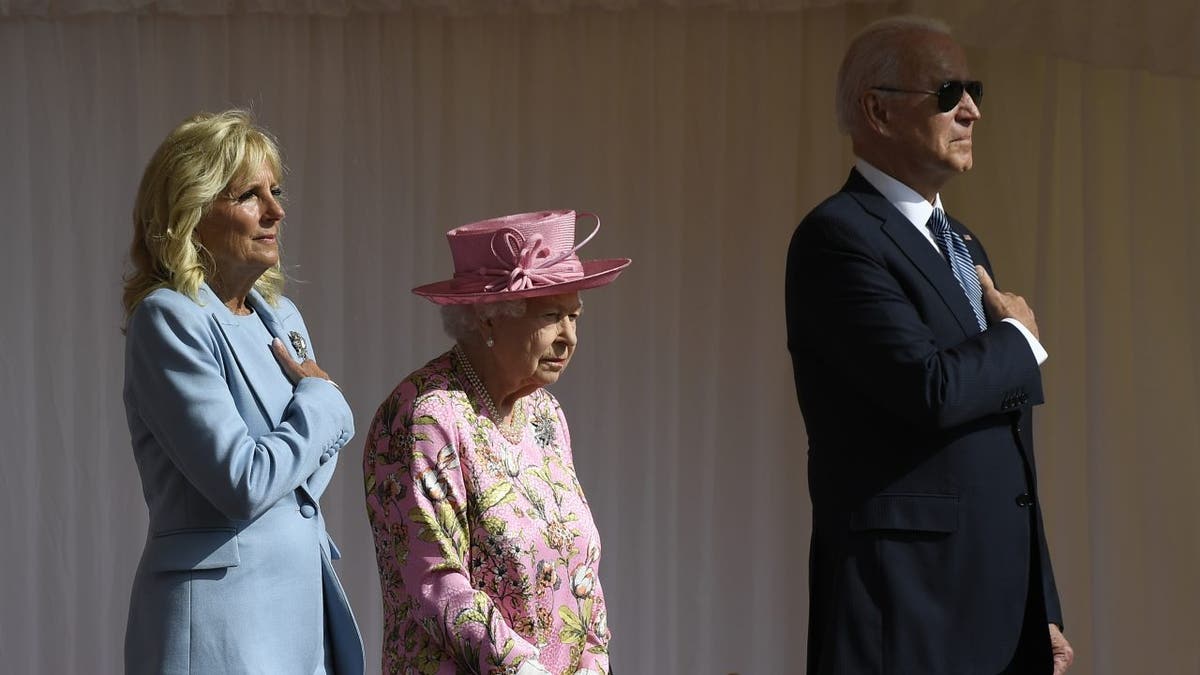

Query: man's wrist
left=1001, top=317, right=1048, bottom=365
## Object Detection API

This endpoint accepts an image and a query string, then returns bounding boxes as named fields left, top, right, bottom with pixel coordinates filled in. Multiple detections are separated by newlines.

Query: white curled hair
left=440, top=299, right=527, bottom=342
left=835, top=15, right=952, bottom=135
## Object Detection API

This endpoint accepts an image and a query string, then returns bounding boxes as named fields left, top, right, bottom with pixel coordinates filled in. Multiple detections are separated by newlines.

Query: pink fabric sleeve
left=370, top=393, right=542, bottom=673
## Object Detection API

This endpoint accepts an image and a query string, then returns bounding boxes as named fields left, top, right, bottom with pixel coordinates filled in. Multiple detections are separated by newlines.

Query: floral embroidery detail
left=500, top=446, right=523, bottom=478
left=417, top=466, right=450, bottom=502
left=570, top=565, right=594, bottom=599
left=544, top=519, right=574, bottom=552
left=535, top=560, right=559, bottom=592
left=532, top=412, right=557, bottom=448
left=594, top=606, right=609, bottom=641
left=380, top=474, right=405, bottom=501
left=364, top=352, right=610, bottom=675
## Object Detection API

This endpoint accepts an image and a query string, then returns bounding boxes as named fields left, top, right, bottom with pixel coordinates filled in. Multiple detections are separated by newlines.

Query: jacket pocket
left=146, top=527, right=241, bottom=572
left=849, top=493, right=959, bottom=533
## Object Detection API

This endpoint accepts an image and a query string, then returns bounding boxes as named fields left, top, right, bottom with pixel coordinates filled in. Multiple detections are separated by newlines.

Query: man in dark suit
left=785, top=16, right=1075, bottom=675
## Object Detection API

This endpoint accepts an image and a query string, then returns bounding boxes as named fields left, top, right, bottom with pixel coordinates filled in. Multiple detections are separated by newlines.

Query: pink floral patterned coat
left=363, top=351, right=611, bottom=675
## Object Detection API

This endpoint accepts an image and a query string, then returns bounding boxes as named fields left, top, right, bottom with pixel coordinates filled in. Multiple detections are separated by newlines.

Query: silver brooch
left=288, top=331, right=309, bottom=360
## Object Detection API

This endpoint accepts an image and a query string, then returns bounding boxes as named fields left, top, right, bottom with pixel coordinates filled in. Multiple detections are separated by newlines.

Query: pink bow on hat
left=476, top=218, right=600, bottom=292
left=412, top=210, right=630, bottom=305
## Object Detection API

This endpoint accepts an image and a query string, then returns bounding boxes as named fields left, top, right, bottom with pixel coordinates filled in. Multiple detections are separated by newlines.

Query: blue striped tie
left=928, top=208, right=987, bottom=331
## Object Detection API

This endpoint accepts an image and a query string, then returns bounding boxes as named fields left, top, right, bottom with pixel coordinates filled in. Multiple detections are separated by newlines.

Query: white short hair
left=439, top=299, right=527, bottom=342
left=835, top=16, right=952, bottom=135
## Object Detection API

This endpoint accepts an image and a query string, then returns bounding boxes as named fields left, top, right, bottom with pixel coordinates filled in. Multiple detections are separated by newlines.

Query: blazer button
left=300, top=504, right=317, bottom=518
left=1015, top=493, right=1033, bottom=507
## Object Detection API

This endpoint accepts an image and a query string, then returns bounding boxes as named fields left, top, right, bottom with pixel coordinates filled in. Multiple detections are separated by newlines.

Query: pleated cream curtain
left=1, top=3, right=1197, bottom=674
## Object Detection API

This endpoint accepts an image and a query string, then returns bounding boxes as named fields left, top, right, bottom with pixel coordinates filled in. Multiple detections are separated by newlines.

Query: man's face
left=883, top=32, right=981, bottom=187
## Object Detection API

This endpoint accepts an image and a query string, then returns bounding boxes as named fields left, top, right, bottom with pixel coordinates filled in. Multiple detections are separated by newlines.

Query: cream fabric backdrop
left=1, top=2, right=1198, bottom=674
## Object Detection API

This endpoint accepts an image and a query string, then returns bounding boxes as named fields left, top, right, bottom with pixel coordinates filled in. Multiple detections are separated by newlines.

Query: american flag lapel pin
left=963, top=234, right=973, bottom=241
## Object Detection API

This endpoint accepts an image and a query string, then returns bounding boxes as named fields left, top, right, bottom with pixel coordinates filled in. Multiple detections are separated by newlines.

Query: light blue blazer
left=123, top=283, right=364, bottom=675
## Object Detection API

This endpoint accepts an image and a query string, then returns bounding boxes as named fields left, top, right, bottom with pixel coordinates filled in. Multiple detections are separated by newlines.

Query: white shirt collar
left=854, top=158, right=944, bottom=230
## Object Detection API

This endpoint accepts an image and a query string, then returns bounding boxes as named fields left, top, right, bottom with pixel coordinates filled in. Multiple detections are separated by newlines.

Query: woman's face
left=488, top=292, right=582, bottom=391
left=194, top=162, right=285, bottom=281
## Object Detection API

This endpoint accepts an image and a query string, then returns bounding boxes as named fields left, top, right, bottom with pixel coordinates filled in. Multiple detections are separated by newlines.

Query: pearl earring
left=485, top=336, right=495, bottom=348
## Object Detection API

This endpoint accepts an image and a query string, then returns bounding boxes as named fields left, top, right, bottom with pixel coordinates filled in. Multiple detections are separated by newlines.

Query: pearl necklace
left=453, top=344, right=500, bottom=420
left=453, top=345, right=526, bottom=444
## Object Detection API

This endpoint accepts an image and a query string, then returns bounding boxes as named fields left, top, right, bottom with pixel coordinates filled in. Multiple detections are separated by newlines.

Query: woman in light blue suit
left=121, top=110, right=363, bottom=674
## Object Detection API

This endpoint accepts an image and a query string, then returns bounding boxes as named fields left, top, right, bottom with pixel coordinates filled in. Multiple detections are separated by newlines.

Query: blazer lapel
left=248, top=290, right=287, bottom=343
left=203, top=285, right=321, bottom=508
left=842, top=170, right=983, bottom=336
left=203, top=284, right=290, bottom=428
left=245, top=290, right=321, bottom=509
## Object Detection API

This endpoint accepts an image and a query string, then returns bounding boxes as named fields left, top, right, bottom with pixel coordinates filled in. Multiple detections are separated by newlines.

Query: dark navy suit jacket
left=785, top=169, right=1063, bottom=674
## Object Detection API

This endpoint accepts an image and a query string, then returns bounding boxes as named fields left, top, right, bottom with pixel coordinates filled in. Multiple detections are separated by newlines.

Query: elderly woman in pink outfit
left=363, top=211, right=629, bottom=675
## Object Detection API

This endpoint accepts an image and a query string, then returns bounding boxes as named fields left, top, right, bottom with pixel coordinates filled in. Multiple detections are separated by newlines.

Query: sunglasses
left=872, top=80, right=984, bottom=113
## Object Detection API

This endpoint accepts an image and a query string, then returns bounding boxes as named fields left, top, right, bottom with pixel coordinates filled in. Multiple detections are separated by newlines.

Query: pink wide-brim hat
left=412, top=210, right=631, bottom=305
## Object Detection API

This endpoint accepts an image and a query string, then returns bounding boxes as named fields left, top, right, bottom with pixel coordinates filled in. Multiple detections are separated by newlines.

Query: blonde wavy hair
left=123, top=110, right=285, bottom=322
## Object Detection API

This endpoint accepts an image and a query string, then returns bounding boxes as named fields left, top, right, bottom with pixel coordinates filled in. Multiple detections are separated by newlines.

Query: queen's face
left=194, top=162, right=285, bottom=281
left=489, top=292, right=582, bottom=391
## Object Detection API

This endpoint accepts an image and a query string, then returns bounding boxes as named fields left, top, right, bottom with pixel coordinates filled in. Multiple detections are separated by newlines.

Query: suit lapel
left=843, top=170, right=983, bottom=336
